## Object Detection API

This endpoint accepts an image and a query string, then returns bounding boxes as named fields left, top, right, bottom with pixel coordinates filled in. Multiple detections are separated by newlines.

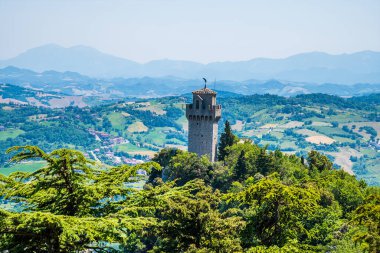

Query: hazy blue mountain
left=201, top=51, right=380, bottom=83
left=1, top=66, right=379, bottom=98
left=0, top=44, right=140, bottom=78
left=1, top=44, right=380, bottom=84
left=0, top=66, right=107, bottom=96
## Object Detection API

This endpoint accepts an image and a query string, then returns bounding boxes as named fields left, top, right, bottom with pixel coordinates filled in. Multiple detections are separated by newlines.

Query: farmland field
left=0, top=161, right=46, bottom=176
left=127, top=121, right=148, bottom=133
left=108, top=112, right=126, bottom=130
left=136, top=102, right=166, bottom=115
left=305, top=135, right=335, bottom=145
left=0, top=92, right=379, bottom=185
left=0, top=129, right=24, bottom=141
left=114, top=143, right=151, bottom=153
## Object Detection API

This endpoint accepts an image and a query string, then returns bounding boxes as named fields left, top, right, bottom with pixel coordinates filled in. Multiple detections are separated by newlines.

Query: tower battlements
left=185, top=104, right=221, bottom=120
left=186, top=86, right=221, bottom=162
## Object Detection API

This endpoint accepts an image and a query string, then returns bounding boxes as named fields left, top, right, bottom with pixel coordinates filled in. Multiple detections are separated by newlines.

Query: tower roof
left=192, top=87, right=217, bottom=95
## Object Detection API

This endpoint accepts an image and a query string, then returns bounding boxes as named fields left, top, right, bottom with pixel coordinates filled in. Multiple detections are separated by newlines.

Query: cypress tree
left=218, top=120, right=237, bottom=161
left=256, top=146, right=273, bottom=175
left=235, top=150, right=247, bottom=181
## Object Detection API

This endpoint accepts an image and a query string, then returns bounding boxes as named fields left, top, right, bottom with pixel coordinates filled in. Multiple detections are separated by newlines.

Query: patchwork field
left=114, top=143, right=151, bottom=153
left=343, top=122, right=380, bottom=140
left=328, top=147, right=362, bottom=175
left=305, top=135, right=335, bottom=145
left=295, top=129, right=320, bottom=136
left=0, top=161, right=46, bottom=176
left=0, top=92, right=378, bottom=186
left=136, top=102, right=166, bottom=115
left=231, top=120, right=244, bottom=131
left=0, top=129, right=24, bottom=141
left=108, top=112, right=127, bottom=130
left=311, top=121, right=332, bottom=127
left=235, top=107, right=379, bottom=185
left=279, top=121, right=304, bottom=129
left=175, top=115, right=188, bottom=132
left=260, top=123, right=277, bottom=129
left=127, top=121, right=148, bottom=133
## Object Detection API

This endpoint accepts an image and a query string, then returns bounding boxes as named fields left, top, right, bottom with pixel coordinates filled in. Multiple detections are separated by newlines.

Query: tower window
left=196, top=100, right=200, bottom=109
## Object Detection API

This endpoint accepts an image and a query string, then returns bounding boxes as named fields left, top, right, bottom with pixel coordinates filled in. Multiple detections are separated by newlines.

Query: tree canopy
left=0, top=142, right=378, bottom=252
left=218, top=120, right=238, bottom=161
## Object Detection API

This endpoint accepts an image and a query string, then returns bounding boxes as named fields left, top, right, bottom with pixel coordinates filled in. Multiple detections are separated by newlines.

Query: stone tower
left=186, top=84, right=221, bottom=162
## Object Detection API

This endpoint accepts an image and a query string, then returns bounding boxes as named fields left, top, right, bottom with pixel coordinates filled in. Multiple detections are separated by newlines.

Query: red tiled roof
left=192, top=87, right=217, bottom=95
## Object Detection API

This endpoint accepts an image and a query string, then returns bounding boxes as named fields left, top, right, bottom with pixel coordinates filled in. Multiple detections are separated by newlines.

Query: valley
left=1, top=86, right=379, bottom=185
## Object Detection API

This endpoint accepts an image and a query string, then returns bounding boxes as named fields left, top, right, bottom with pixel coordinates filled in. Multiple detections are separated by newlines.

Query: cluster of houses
left=87, top=128, right=146, bottom=166
left=88, top=128, right=128, bottom=145
left=369, top=139, right=380, bottom=152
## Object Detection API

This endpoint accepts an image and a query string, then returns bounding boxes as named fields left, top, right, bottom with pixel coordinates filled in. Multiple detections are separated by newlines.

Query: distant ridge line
left=0, top=44, right=379, bottom=84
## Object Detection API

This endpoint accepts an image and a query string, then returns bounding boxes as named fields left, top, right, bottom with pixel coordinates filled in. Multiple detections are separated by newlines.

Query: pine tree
left=234, top=150, right=247, bottom=181
left=218, top=120, right=238, bottom=161
left=307, top=150, right=333, bottom=172
left=256, top=146, right=273, bottom=175
left=0, top=145, right=160, bottom=252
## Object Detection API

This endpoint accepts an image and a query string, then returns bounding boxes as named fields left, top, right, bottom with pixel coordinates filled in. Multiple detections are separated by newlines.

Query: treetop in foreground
left=0, top=143, right=378, bottom=252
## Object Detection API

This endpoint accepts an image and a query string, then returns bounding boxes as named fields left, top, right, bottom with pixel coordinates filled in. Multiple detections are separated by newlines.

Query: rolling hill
left=0, top=83, right=112, bottom=108
left=1, top=44, right=380, bottom=83
left=1, top=92, right=379, bottom=185
left=1, top=67, right=379, bottom=98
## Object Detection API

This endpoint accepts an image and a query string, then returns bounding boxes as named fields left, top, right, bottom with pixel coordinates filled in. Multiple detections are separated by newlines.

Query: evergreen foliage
left=234, top=150, right=247, bottom=181
left=0, top=142, right=378, bottom=252
left=308, top=150, right=333, bottom=172
left=218, top=120, right=238, bottom=161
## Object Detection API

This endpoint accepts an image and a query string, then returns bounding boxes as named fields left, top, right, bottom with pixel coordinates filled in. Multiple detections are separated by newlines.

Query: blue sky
left=1, top=0, right=379, bottom=63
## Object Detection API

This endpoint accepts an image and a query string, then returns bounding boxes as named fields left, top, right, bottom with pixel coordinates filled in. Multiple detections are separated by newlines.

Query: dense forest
left=0, top=124, right=378, bottom=252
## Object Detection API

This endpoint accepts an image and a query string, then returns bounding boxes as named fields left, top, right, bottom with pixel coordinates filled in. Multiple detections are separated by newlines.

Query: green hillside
left=0, top=93, right=379, bottom=185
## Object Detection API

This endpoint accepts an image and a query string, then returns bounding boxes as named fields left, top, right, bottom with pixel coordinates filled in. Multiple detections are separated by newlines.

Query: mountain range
left=1, top=66, right=379, bottom=98
left=1, top=44, right=380, bottom=84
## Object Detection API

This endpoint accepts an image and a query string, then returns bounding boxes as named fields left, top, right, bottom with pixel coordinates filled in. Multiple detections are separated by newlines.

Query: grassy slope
left=0, top=129, right=24, bottom=141
left=1, top=94, right=378, bottom=185
left=0, top=161, right=46, bottom=176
